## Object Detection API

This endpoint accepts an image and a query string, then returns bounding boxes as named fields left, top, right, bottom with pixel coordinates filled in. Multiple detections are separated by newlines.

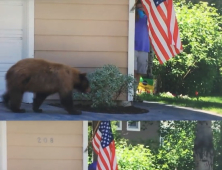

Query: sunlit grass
left=199, top=96, right=222, bottom=104
left=139, top=93, right=222, bottom=114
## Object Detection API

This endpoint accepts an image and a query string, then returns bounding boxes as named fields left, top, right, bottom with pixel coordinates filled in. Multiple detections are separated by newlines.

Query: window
left=127, top=121, right=140, bottom=131
left=115, top=121, right=122, bottom=130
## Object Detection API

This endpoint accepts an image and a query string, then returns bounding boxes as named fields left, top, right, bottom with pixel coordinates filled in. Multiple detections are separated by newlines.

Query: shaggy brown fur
left=2, top=58, right=90, bottom=115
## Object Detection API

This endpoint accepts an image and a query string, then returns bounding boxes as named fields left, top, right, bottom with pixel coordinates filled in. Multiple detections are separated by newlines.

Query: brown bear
left=2, top=58, right=90, bottom=115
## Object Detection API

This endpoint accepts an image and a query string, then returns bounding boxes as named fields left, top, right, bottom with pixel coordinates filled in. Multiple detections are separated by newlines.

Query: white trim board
left=83, top=121, right=88, bottom=170
left=0, top=121, right=7, bottom=170
left=128, top=0, right=135, bottom=101
left=22, top=0, right=35, bottom=103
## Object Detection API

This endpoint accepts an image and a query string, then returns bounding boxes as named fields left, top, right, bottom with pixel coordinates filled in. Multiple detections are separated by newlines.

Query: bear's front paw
left=33, top=108, right=43, bottom=113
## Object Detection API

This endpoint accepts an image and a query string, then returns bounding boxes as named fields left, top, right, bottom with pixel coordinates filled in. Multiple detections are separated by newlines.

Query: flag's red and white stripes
left=92, top=129, right=118, bottom=170
left=141, top=0, right=183, bottom=64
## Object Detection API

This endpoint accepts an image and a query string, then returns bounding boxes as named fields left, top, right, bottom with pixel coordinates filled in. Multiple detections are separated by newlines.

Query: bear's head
left=74, top=73, right=90, bottom=93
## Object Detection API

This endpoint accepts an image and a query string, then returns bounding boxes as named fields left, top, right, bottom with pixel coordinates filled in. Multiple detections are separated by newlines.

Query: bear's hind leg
left=9, top=90, right=25, bottom=113
left=33, top=93, right=49, bottom=113
left=2, top=92, right=10, bottom=106
left=59, top=92, right=82, bottom=115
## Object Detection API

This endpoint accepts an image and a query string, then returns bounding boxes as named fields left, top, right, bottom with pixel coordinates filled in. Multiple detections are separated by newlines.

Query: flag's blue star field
left=154, top=0, right=166, bottom=7
left=99, top=121, right=114, bottom=148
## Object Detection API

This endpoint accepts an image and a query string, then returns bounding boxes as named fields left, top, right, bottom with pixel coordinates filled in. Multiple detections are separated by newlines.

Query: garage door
left=7, top=121, right=84, bottom=170
left=0, top=1, right=24, bottom=101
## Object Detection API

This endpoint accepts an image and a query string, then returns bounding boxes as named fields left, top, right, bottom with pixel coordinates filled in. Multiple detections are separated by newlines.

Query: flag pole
left=84, top=121, right=101, bottom=152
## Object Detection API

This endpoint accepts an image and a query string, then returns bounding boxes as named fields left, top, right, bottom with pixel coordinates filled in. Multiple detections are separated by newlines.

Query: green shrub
left=73, top=65, right=136, bottom=108
left=116, top=140, right=155, bottom=170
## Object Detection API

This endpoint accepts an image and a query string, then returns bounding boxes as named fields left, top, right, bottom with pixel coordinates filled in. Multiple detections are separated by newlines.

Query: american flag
left=92, top=121, right=118, bottom=170
left=141, top=0, right=183, bottom=64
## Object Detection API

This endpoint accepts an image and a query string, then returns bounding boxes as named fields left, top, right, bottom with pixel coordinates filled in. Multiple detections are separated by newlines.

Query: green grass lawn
left=140, top=94, right=222, bottom=114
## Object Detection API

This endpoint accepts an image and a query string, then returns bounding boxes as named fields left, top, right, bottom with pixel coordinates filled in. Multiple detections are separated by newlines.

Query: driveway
left=0, top=101, right=222, bottom=121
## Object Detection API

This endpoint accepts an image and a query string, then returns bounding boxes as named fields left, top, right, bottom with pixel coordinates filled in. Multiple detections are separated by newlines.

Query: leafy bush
left=73, top=65, right=136, bottom=108
left=116, top=140, right=155, bottom=170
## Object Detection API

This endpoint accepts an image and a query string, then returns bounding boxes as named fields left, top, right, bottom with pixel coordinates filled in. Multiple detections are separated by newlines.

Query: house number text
left=37, top=137, right=54, bottom=143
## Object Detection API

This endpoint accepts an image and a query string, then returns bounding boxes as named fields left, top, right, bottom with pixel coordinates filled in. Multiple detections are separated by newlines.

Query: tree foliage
left=212, top=121, right=222, bottom=169
left=153, top=1, right=222, bottom=96
left=152, top=121, right=196, bottom=170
